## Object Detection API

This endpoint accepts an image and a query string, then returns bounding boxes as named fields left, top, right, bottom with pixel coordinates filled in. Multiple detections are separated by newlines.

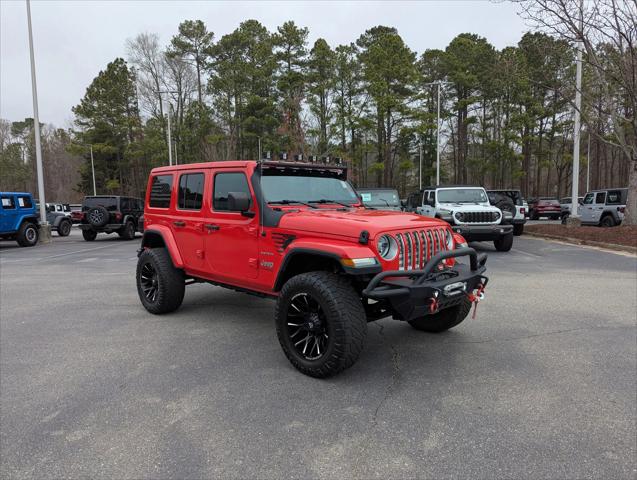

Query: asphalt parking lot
left=1, top=229, right=636, bottom=479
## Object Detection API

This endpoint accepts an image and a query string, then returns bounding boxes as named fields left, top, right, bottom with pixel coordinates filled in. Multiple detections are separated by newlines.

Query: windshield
left=358, top=189, right=400, bottom=207
left=438, top=188, right=488, bottom=204
left=261, top=174, right=359, bottom=205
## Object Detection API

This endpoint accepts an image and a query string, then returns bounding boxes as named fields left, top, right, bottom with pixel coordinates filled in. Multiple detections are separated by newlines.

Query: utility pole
left=418, top=135, right=423, bottom=190
left=586, top=132, right=591, bottom=193
left=569, top=1, right=583, bottom=223
left=436, top=82, right=441, bottom=186
left=90, top=144, right=96, bottom=195
left=158, top=91, right=177, bottom=166
left=26, top=0, right=50, bottom=242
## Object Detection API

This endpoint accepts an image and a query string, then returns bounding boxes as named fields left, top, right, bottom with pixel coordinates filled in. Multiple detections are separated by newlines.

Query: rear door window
left=178, top=173, right=205, bottom=210
left=149, top=175, right=173, bottom=208
left=595, top=192, right=606, bottom=204
left=17, top=196, right=32, bottom=208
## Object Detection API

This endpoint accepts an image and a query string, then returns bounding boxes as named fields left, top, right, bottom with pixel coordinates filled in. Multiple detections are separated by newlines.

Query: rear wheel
left=57, top=219, right=72, bottom=237
left=600, top=215, right=615, bottom=227
left=408, top=298, right=472, bottom=333
left=513, top=223, right=524, bottom=236
left=16, top=222, right=39, bottom=247
left=136, top=248, right=185, bottom=314
left=494, top=232, right=513, bottom=252
left=275, top=271, right=367, bottom=378
left=82, top=229, right=97, bottom=241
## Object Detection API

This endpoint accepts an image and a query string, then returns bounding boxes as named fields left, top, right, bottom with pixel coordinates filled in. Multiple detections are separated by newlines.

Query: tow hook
left=467, top=283, right=486, bottom=319
left=428, top=291, right=440, bottom=314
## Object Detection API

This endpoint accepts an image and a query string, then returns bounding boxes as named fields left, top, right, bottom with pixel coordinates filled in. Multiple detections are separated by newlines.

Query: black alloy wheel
left=286, top=292, right=329, bottom=360
left=139, top=261, right=159, bottom=304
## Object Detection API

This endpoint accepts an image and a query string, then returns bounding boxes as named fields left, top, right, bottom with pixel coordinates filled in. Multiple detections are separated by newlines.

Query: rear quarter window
left=149, top=175, right=173, bottom=208
left=606, top=190, right=623, bottom=205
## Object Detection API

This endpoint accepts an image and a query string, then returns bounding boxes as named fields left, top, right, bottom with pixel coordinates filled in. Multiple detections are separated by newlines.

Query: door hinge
left=248, top=257, right=258, bottom=268
left=196, top=249, right=205, bottom=259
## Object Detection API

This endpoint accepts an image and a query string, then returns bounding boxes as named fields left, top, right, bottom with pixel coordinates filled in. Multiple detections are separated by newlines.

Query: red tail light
left=114, top=212, right=122, bottom=221
left=520, top=208, right=525, bottom=214
left=618, top=206, right=625, bottom=213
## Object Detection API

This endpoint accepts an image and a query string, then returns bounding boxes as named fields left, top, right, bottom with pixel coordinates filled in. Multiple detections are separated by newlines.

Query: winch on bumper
left=362, top=248, right=488, bottom=321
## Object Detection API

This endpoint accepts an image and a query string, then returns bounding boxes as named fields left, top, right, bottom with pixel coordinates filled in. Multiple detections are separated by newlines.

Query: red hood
left=277, top=207, right=447, bottom=239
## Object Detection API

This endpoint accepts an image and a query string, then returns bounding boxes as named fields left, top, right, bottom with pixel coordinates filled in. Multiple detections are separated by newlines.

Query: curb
left=524, top=231, right=637, bottom=254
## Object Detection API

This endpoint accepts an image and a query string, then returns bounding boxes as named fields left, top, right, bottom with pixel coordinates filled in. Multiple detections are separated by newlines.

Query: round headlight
left=377, top=234, right=398, bottom=260
left=455, top=212, right=464, bottom=222
left=445, top=230, right=454, bottom=249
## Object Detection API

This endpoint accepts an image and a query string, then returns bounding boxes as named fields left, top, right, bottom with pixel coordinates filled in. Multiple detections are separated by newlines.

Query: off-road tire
left=16, top=222, right=39, bottom=247
left=275, top=271, right=367, bottom=378
left=561, top=213, right=569, bottom=225
left=408, top=298, right=472, bottom=333
left=87, top=206, right=109, bottom=227
left=600, top=215, right=615, bottom=227
left=82, top=229, right=97, bottom=241
left=119, top=221, right=136, bottom=240
left=136, top=248, right=185, bottom=314
left=57, top=219, right=72, bottom=237
left=494, top=232, right=513, bottom=252
left=513, top=223, right=524, bottom=236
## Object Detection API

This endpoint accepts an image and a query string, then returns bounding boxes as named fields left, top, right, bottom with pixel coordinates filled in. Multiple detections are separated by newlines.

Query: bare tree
left=516, top=0, right=637, bottom=224
left=126, top=33, right=165, bottom=121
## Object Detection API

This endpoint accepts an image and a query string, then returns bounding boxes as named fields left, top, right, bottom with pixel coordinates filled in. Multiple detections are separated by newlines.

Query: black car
left=78, top=195, right=143, bottom=241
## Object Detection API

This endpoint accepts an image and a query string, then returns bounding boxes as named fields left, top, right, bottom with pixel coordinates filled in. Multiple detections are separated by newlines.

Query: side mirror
left=228, top=191, right=252, bottom=213
left=400, top=200, right=407, bottom=208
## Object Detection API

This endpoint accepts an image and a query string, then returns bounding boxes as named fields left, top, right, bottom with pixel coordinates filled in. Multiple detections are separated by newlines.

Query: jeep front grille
left=396, top=228, right=448, bottom=270
left=458, top=211, right=499, bottom=223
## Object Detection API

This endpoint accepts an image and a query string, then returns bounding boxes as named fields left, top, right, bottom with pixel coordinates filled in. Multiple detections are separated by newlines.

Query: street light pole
left=418, top=135, right=422, bottom=190
left=165, top=97, right=173, bottom=166
left=26, top=0, right=49, bottom=241
left=436, top=81, right=441, bottom=186
left=569, top=6, right=583, bottom=222
left=89, top=144, right=96, bottom=195
left=586, top=131, right=591, bottom=193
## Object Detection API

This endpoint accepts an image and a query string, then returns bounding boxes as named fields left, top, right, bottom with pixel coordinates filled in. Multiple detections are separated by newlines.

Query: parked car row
left=0, top=192, right=145, bottom=247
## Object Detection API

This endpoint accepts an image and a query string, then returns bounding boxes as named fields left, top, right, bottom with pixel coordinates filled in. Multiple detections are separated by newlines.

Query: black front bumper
left=450, top=223, right=513, bottom=242
left=362, top=248, right=488, bottom=321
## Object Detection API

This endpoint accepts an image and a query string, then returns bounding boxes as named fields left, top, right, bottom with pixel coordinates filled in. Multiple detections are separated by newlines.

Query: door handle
left=205, top=224, right=220, bottom=231
left=173, top=221, right=186, bottom=227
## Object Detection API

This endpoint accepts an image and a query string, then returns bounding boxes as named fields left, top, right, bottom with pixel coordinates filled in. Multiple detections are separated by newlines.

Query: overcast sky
left=1, top=0, right=529, bottom=128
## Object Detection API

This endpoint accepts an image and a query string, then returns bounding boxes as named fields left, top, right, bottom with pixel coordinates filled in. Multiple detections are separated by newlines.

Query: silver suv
left=406, top=185, right=514, bottom=251
left=577, top=188, right=627, bottom=227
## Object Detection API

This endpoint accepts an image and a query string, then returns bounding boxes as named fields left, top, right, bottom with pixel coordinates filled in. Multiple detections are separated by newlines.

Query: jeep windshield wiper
left=308, top=199, right=354, bottom=208
left=268, top=199, right=318, bottom=209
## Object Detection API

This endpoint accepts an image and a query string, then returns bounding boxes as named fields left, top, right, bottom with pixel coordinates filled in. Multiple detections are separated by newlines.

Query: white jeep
left=406, top=186, right=514, bottom=252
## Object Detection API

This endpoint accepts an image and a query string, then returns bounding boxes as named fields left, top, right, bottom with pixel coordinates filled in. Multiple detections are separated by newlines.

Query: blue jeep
left=0, top=192, right=40, bottom=247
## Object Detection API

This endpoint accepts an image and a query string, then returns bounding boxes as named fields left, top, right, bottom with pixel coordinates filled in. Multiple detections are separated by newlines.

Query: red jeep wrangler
left=136, top=161, right=488, bottom=377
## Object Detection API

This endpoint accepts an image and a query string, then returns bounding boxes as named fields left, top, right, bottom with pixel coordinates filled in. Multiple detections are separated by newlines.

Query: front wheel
left=494, top=232, right=513, bottom=252
left=16, top=222, right=39, bottom=247
left=513, top=223, right=524, bottom=236
left=136, top=248, right=185, bottom=314
left=82, top=229, right=97, bottom=241
left=119, top=221, right=136, bottom=240
left=275, top=272, right=367, bottom=378
left=408, top=298, right=472, bottom=333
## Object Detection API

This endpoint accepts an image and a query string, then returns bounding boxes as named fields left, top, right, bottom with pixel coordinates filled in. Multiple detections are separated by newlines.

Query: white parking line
left=0, top=243, right=125, bottom=263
